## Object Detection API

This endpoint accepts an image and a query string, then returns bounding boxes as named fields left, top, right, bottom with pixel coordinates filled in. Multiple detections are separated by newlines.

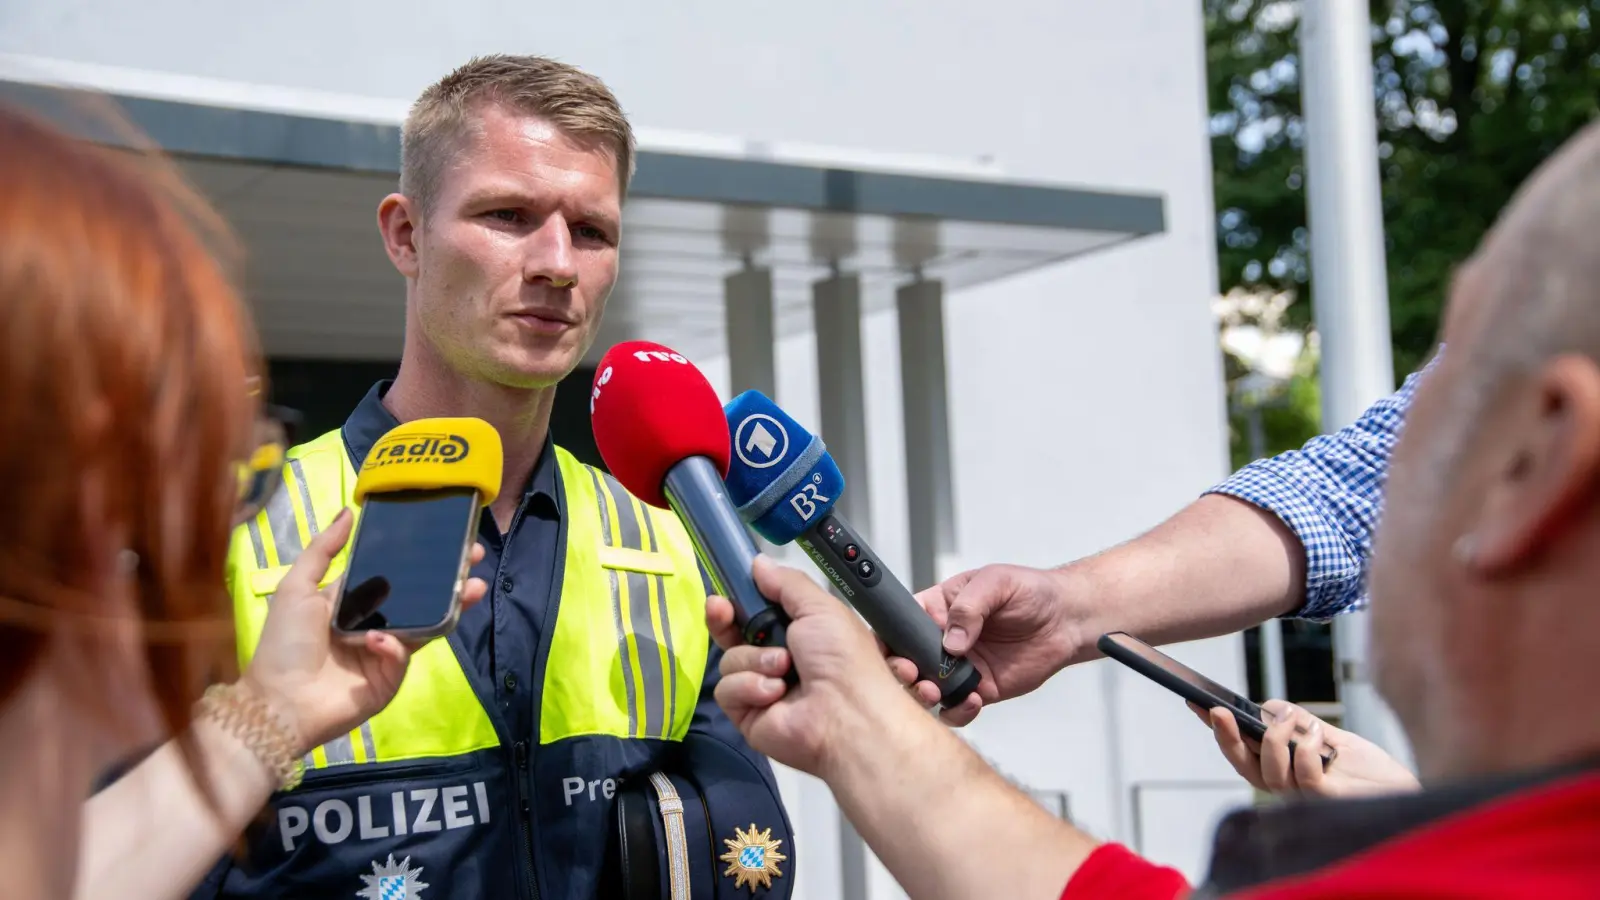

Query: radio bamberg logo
left=366, top=433, right=470, bottom=469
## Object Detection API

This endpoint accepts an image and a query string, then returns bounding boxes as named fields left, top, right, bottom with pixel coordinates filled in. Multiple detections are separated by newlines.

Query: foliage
left=1214, top=289, right=1324, bottom=468
left=1223, top=352, right=1324, bottom=471
left=1208, top=0, right=1600, bottom=459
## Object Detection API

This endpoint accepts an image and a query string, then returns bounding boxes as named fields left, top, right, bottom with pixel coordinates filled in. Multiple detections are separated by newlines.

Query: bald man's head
left=1369, top=118, right=1600, bottom=783
left=1466, top=120, right=1600, bottom=388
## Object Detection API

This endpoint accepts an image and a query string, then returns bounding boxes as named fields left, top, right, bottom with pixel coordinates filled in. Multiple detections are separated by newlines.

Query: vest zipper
left=499, top=499, right=540, bottom=900
left=513, top=740, right=539, bottom=899
left=437, top=621, right=543, bottom=900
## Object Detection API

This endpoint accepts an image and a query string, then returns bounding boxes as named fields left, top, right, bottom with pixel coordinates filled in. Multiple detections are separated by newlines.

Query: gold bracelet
left=195, top=683, right=306, bottom=792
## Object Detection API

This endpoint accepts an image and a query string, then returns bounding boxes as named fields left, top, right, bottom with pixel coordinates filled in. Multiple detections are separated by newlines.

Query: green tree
left=1220, top=350, right=1325, bottom=471
left=1208, top=0, right=1600, bottom=459
left=1214, top=288, right=1324, bottom=470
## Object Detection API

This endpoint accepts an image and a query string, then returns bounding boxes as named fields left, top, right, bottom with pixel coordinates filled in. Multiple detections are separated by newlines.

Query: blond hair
left=400, top=54, right=635, bottom=213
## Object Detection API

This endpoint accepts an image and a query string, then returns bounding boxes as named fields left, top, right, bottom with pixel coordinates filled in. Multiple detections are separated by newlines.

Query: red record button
left=844, top=544, right=860, bottom=562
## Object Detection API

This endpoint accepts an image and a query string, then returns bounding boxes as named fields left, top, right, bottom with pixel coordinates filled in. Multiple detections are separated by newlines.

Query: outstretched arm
left=1201, top=355, right=1436, bottom=621
left=710, top=557, right=1192, bottom=900
left=76, top=512, right=488, bottom=900
left=901, top=354, right=1440, bottom=725
left=1073, top=354, right=1435, bottom=650
left=75, top=691, right=285, bottom=900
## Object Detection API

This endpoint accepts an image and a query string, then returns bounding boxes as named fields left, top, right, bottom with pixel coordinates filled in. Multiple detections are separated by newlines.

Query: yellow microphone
left=333, top=417, right=502, bottom=640
left=355, top=417, right=502, bottom=505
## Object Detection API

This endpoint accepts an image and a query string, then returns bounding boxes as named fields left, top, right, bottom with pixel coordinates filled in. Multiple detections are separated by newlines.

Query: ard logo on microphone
left=734, top=413, right=789, bottom=470
left=367, top=433, right=471, bottom=468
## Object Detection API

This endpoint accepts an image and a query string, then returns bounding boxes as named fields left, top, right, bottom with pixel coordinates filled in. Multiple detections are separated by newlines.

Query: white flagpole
left=1295, top=0, right=1413, bottom=765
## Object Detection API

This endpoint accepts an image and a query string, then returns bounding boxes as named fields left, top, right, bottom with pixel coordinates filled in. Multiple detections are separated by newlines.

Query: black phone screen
left=335, top=488, right=478, bottom=632
left=1114, top=634, right=1255, bottom=709
left=1099, top=632, right=1268, bottom=734
left=1099, top=632, right=1333, bottom=765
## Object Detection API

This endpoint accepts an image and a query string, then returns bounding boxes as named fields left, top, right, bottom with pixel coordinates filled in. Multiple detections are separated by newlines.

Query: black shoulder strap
left=605, top=775, right=666, bottom=900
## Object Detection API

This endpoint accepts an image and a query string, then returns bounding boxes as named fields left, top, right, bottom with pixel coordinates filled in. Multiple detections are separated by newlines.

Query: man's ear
left=377, top=194, right=421, bottom=279
left=1465, top=354, right=1600, bottom=574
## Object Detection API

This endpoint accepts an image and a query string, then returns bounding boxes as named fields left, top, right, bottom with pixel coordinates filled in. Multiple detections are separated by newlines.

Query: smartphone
left=1097, top=631, right=1336, bottom=768
left=331, top=487, right=480, bottom=641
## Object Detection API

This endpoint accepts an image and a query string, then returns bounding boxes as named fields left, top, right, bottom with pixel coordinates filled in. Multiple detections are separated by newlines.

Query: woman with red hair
left=0, top=103, right=486, bottom=898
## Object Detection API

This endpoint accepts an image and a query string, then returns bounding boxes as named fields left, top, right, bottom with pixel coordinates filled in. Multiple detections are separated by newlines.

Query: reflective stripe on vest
left=538, top=466, right=707, bottom=744
left=223, top=429, right=709, bottom=779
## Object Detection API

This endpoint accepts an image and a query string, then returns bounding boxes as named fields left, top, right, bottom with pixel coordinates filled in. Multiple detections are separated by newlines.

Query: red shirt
left=1061, top=770, right=1600, bottom=898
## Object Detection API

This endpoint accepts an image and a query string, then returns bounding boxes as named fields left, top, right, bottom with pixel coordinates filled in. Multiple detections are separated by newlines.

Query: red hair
left=0, top=101, right=260, bottom=741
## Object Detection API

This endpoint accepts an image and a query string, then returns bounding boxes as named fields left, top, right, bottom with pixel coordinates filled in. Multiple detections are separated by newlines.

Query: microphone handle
left=797, top=514, right=981, bottom=708
left=662, top=456, right=798, bottom=685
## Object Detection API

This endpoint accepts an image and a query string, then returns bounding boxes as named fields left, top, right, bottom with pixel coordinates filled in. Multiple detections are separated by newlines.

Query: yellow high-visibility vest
left=224, top=426, right=711, bottom=770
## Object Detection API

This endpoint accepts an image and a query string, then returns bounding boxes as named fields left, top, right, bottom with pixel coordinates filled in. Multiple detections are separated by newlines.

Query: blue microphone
left=723, top=390, right=981, bottom=708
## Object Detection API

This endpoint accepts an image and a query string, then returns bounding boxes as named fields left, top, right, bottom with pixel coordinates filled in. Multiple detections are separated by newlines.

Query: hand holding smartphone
left=330, top=418, right=503, bottom=643
left=1097, top=631, right=1337, bottom=769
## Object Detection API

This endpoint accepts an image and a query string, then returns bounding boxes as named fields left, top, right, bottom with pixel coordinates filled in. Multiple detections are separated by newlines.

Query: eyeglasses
left=234, top=403, right=302, bottom=526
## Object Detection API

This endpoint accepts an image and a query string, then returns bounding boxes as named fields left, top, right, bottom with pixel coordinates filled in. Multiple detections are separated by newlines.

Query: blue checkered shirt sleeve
left=1205, top=356, right=1437, bottom=620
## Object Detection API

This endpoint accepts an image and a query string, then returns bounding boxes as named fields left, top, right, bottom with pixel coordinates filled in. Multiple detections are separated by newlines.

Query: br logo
left=368, top=434, right=469, bottom=468
left=787, top=473, right=831, bottom=522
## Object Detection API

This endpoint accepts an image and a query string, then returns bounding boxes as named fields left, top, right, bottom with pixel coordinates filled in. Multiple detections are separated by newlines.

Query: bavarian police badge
left=356, top=853, right=429, bottom=900
left=719, top=822, right=787, bottom=892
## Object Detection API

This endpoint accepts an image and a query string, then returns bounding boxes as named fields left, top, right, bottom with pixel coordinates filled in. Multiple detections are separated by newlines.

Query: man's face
left=409, top=105, right=621, bottom=388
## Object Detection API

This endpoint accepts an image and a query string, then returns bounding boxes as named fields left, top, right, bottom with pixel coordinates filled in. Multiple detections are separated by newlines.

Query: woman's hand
left=237, top=508, right=488, bottom=754
left=1193, top=699, right=1421, bottom=798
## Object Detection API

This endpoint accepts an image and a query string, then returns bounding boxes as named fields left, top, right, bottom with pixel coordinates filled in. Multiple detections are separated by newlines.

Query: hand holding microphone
left=252, top=417, right=495, bottom=757
left=331, top=417, right=501, bottom=640
left=721, top=390, right=982, bottom=710
left=709, top=553, right=929, bottom=779
left=589, top=342, right=798, bottom=683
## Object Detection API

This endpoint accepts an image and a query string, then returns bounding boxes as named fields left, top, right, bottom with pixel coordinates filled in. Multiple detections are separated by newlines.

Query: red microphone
left=590, top=341, right=796, bottom=666
left=589, top=341, right=730, bottom=508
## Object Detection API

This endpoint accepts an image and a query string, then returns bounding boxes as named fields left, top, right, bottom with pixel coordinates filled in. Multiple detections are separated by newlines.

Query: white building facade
left=1, top=0, right=1253, bottom=894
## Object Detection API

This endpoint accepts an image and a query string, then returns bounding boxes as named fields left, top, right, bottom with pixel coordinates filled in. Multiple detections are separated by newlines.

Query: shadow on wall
left=266, top=358, right=606, bottom=471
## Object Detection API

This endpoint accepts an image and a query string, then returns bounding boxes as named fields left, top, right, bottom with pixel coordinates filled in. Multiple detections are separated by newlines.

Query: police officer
left=192, top=55, right=793, bottom=900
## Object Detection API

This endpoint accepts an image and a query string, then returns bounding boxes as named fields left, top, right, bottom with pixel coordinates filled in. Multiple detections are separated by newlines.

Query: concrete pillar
left=812, top=272, right=872, bottom=533
left=812, top=270, right=871, bottom=900
left=896, top=278, right=957, bottom=590
left=724, top=265, right=777, bottom=398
